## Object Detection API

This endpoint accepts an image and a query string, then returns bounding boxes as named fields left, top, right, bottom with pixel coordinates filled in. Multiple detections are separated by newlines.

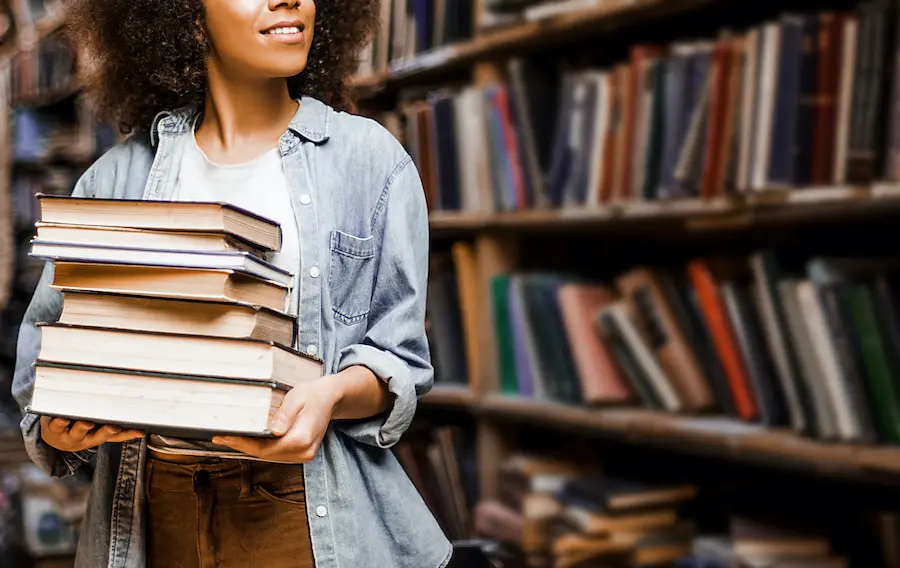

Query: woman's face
left=202, top=0, right=316, bottom=80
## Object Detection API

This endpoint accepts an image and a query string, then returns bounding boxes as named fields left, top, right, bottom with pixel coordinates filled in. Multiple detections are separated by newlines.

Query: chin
left=271, top=61, right=309, bottom=80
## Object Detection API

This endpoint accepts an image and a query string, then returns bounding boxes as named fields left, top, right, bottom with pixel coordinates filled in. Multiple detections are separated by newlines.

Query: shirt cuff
left=335, top=344, right=416, bottom=449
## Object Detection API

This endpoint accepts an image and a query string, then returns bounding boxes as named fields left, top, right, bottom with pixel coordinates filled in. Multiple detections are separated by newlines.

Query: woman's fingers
left=46, top=417, right=71, bottom=434
left=84, top=426, right=143, bottom=447
left=66, top=421, right=95, bottom=443
left=105, top=429, right=145, bottom=443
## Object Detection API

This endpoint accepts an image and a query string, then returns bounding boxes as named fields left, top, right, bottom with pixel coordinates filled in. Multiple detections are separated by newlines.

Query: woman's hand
left=213, top=376, right=343, bottom=463
left=40, top=417, right=144, bottom=453
left=213, top=366, right=392, bottom=463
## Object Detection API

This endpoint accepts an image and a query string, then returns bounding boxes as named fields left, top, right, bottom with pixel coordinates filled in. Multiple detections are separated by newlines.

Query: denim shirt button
left=306, top=344, right=318, bottom=357
left=316, top=505, right=328, bottom=518
left=300, top=194, right=311, bottom=205
left=309, top=266, right=320, bottom=278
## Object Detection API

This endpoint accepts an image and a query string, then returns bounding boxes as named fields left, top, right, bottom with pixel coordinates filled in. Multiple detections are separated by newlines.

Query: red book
left=687, top=260, right=759, bottom=421
left=492, top=86, right=529, bottom=210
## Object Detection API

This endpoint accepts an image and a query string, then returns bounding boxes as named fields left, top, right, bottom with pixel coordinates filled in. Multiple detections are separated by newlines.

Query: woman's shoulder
left=78, top=131, right=156, bottom=199
left=327, top=108, right=410, bottom=167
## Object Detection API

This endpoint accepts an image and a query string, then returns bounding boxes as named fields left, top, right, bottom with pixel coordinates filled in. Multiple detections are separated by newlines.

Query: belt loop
left=240, top=461, right=252, bottom=498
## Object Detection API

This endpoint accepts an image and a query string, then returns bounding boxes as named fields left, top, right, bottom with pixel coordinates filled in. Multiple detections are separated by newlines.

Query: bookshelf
left=420, top=391, right=900, bottom=482
left=371, top=0, right=900, bottom=564
left=426, top=185, right=900, bottom=233
left=0, top=2, right=106, bottom=565
left=351, top=0, right=718, bottom=93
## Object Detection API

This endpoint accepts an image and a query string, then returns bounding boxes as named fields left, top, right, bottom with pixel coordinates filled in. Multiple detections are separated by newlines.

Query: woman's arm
left=215, top=155, right=433, bottom=462
left=13, top=170, right=142, bottom=478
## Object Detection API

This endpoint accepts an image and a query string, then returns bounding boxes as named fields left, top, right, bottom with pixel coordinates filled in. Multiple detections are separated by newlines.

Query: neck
left=197, top=57, right=298, bottom=161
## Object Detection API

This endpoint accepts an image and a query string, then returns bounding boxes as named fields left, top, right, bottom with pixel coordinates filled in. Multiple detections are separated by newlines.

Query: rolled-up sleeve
left=335, top=156, right=433, bottom=448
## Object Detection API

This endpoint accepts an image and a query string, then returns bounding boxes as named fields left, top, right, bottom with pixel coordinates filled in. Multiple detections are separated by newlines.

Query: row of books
left=0, top=169, right=82, bottom=362
left=472, top=454, right=850, bottom=568
left=24, top=196, right=324, bottom=440
left=358, top=0, right=475, bottom=76
left=394, top=426, right=477, bottom=541
left=431, top=242, right=900, bottom=445
left=386, top=6, right=900, bottom=214
left=481, top=0, right=611, bottom=28
left=13, top=104, right=118, bottom=164
left=8, top=30, right=75, bottom=105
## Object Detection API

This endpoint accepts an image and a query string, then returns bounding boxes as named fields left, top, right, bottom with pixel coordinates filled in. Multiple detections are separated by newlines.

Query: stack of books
left=472, top=454, right=698, bottom=567
left=26, top=194, right=323, bottom=440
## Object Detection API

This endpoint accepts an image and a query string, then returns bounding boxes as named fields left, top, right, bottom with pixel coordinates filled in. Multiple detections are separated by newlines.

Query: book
left=31, top=240, right=292, bottom=287
left=51, top=262, right=289, bottom=313
left=36, top=195, right=282, bottom=252
left=28, top=362, right=290, bottom=438
left=57, top=291, right=295, bottom=347
left=34, top=222, right=267, bottom=255
left=36, top=323, right=322, bottom=385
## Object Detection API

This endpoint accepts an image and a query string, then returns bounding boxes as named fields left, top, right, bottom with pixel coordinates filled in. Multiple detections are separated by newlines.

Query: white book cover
left=834, top=18, right=859, bottom=184
left=796, top=281, right=861, bottom=441
left=751, top=22, right=781, bottom=191
left=609, top=302, right=682, bottom=412
left=31, top=240, right=293, bottom=287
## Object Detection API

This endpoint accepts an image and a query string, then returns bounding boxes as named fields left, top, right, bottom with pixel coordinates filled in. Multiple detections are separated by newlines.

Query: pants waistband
left=146, top=455, right=305, bottom=494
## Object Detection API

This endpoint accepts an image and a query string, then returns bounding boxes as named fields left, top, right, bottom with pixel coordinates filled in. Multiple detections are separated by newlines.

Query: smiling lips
left=261, top=22, right=306, bottom=43
left=264, top=26, right=301, bottom=35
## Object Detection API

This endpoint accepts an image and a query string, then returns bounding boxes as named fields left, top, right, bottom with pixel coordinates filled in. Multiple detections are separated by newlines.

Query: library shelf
left=350, top=0, right=716, bottom=92
left=0, top=8, right=67, bottom=63
left=419, top=393, right=900, bottom=483
left=12, top=79, right=80, bottom=108
left=427, top=185, right=900, bottom=234
left=423, top=386, right=479, bottom=408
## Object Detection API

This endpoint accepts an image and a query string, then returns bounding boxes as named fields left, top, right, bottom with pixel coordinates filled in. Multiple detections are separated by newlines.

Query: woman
left=12, top=1, right=451, bottom=567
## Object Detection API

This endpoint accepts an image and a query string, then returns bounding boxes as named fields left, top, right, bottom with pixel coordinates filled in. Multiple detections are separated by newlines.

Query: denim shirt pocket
left=329, top=230, right=376, bottom=326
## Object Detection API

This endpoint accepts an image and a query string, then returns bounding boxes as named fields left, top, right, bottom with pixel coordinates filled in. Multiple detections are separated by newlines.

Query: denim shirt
left=11, top=97, right=452, bottom=568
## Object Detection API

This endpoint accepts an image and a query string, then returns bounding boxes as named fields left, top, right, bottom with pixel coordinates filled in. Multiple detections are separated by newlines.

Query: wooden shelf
left=350, top=0, right=716, bottom=93
left=423, top=385, right=478, bottom=408
left=419, top=393, right=900, bottom=483
left=427, top=185, right=900, bottom=234
left=12, top=79, right=80, bottom=108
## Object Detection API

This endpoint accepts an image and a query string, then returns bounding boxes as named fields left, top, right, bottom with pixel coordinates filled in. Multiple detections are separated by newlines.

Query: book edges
left=35, top=322, right=323, bottom=367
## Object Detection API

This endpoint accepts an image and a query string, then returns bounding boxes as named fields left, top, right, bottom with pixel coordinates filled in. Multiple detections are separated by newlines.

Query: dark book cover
left=547, top=75, right=576, bottom=208
left=521, top=276, right=582, bottom=404
left=658, top=48, right=691, bottom=198
left=767, top=15, right=804, bottom=187
left=720, top=282, right=789, bottom=427
left=793, top=14, right=819, bottom=187
left=429, top=95, right=462, bottom=211
left=643, top=59, right=667, bottom=201
left=820, top=284, right=879, bottom=443
left=657, top=268, right=735, bottom=417
left=844, top=283, right=900, bottom=443
left=751, top=252, right=815, bottom=435
left=597, top=311, right=663, bottom=410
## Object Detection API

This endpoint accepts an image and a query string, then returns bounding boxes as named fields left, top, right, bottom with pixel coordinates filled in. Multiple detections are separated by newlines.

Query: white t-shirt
left=148, top=128, right=301, bottom=459
left=173, top=129, right=301, bottom=313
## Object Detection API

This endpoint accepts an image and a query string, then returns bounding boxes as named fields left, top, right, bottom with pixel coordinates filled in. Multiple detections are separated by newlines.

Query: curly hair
left=66, top=0, right=379, bottom=133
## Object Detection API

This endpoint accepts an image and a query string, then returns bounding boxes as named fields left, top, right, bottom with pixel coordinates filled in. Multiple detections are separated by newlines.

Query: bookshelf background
left=356, top=0, right=900, bottom=565
left=1, top=0, right=900, bottom=566
left=0, top=1, right=117, bottom=567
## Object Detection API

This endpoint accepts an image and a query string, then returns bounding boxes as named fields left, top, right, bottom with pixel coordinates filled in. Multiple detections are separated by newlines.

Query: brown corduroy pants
left=145, top=456, right=316, bottom=568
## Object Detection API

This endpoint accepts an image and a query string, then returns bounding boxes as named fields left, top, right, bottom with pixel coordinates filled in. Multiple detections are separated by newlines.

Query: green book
left=845, top=284, right=900, bottom=443
left=491, top=275, right=518, bottom=395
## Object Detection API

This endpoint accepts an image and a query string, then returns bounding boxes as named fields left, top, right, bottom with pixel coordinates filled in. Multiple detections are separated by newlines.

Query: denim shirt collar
left=149, top=95, right=332, bottom=148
